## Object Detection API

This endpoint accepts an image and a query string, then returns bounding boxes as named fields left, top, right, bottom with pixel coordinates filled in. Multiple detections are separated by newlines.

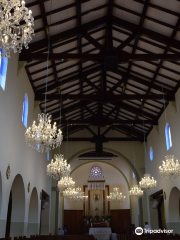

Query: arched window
left=133, top=172, right=135, bottom=178
left=0, top=50, right=8, bottom=91
left=165, top=123, right=172, bottom=150
left=150, top=147, right=153, bottom=161
left=47, top=151, right=49, bottom=161
left=22, top=94, right=28, bottom=128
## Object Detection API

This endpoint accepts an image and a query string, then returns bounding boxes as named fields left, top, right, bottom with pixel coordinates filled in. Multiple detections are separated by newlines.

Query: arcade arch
left=6, top=174, right=25, bottom=239
left=27, top=188, right=39, bottom=237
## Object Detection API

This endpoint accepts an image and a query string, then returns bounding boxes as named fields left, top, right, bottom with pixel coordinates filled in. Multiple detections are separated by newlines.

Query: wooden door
left=110, top=209, right=131, bottom=234
left=64, top=210, right=84, bottom=235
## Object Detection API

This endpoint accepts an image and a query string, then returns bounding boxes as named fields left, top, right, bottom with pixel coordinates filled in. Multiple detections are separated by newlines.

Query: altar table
left=89, top=227, right=112, bottom=240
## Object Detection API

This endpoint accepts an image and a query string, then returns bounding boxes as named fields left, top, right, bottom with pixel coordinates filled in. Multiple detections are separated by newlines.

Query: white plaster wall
left=146, top=88, right=180, bottom=233
left=0, top=53, right=52, bottom=238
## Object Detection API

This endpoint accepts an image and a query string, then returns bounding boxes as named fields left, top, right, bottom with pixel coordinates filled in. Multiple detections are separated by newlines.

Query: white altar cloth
left=89, top=227, right=112, bottom=235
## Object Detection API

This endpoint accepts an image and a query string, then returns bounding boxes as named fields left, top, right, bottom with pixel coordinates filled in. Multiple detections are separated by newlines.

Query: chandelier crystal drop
left=159, top=155, right=180, bottom=182
left=129, top=185, right=143, bottom=199
left=139, top=174, right=157, bottom=192
left=107, top=187, right=126, bottom=203
left=25, top=113, right=63, bottom=153
left=46, top=154, right=71, bottom=181
left=0, top=0, right=34, bottom=57
left=57, top=176, right=75, bottom=191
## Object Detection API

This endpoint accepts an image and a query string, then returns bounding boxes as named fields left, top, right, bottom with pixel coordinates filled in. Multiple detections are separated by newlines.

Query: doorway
left=149, top=190, right=166, bottom=229
left=39, top=190, right=50, bottom=235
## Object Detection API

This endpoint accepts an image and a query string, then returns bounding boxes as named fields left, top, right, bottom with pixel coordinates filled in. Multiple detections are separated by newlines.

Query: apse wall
left=63, top=157, right=141, bottom=226
left=55, top=137, right=148, bottom=227
left=146, top=88, right=180, bottom=234
left=0, top=53, right=52, bottom=238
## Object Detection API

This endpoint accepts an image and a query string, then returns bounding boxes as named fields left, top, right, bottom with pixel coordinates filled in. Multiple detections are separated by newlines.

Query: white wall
left=146, top=88, right=180, bottom=233
left=0, top=53, right=52, bottom=238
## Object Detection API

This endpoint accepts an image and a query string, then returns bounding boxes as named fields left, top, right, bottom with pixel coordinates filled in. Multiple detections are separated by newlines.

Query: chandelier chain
left=45, top=0, right=53, bottom=114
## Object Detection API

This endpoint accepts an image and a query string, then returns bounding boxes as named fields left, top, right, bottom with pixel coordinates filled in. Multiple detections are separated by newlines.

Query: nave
left=1, top=0, right=180, bottom=239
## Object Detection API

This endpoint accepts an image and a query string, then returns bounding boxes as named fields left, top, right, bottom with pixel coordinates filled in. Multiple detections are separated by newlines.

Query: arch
left=0, top=51, right=8, bottom=91
left=71, top=160, right=130, bottom=190
left=68, top=147, right=141, bottom=183
left=165, top=123, right=172, bottom=150
left=22, top=93, right=28, bottom=128
left=8, top=174, right=25, bottom=238
left=27, top=188, right=39, bottom=237
left=0, top=171, right=2, bottom=215
left=68, top=147, right=144, bottom=227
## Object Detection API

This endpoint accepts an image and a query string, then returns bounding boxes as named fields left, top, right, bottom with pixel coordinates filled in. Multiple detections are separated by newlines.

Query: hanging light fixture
left=138, top=110, right=157, bottom=193
left=159, top=155, right=180, bottom=182
left=0, top=0, right=34, bottom=58
left=139, top=174, right=157, bottom=192
left=63, top=187, right=88, bottom=202
left=46, top=154, right=71, bottom=180
left=25, top=113, right=63, bottom=153
left=63, top=158, right=88, bottom=202
left=57, top=122, right=75, bottom=191
left=25, top=1, right=63, bottom=153
left=57, top=176, right=75, bottom=191
left=158, top=76, right=179, bottom=182
left=107, top=158, right=126, bottom=203
left=129, top=185, right=143, bottom=199
left=129, top=126, right=144, bottom=199
left=107, top=187, right=126, bottom=203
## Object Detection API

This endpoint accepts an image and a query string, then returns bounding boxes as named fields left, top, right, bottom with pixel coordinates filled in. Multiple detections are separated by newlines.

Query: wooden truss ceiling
left=20, top=0, right=180, bottom=142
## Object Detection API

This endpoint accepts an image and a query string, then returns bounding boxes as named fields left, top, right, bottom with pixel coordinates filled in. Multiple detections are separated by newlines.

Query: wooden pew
left=117, top=235, right=180, bottom=240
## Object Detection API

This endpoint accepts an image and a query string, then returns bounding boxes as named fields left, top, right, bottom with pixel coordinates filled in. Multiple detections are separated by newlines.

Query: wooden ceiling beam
left=112, top=16, right=180, bottom=51
left=62, top=137, right=144, bottom=142
left=35, top=65, right=101, bottom=95
left=19, top=52, right=180, bottom=62
left=83, top=33, right=106, bottom=51
left=20, top=16, right=106, bottom=54
left=35, top=93, right=175, bottom=102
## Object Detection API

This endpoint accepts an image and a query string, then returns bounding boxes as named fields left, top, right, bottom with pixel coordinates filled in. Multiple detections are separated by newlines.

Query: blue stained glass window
left=133, top=172, right=135, bottom=178
left=47, top=151, right=49, bottom=161
left=165, top=123, right=172, bottom=151
left=22, top=94, right=28, bottom=128
left=0, top=49, right=8, bottom=91
left=150, top=147, right=153, bottom=161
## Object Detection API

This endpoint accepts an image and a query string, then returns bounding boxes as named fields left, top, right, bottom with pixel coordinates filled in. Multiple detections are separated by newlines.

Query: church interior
left=1, top=0, right=180, bottom=239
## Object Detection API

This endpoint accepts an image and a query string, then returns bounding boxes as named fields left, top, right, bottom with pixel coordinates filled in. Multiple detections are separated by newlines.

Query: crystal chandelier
left=0, top=0, right=34, bottom=58
left=139, top=174, right=157, bottom=192
left=107, top=187, right=126, bottom=203
left=63, top=187, right=88, bottom=202
left=129, top=185, right=143, bottom=199
left=46, top=154, right=71, bottom=181
left=159, top=155, right=180, bottom=182
left=57, top=176, right=75, bottom=191
left=25, top=113, right=63, bottom=153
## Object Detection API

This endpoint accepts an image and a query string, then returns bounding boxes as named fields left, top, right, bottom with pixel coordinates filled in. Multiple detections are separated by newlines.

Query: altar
left=89, top=227, right=112, bottom=240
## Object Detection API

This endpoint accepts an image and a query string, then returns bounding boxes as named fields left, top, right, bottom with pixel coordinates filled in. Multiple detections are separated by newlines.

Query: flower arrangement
left=102, top=215, right=111, bottom=221
left=84, top=215, right=92, bottom=221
